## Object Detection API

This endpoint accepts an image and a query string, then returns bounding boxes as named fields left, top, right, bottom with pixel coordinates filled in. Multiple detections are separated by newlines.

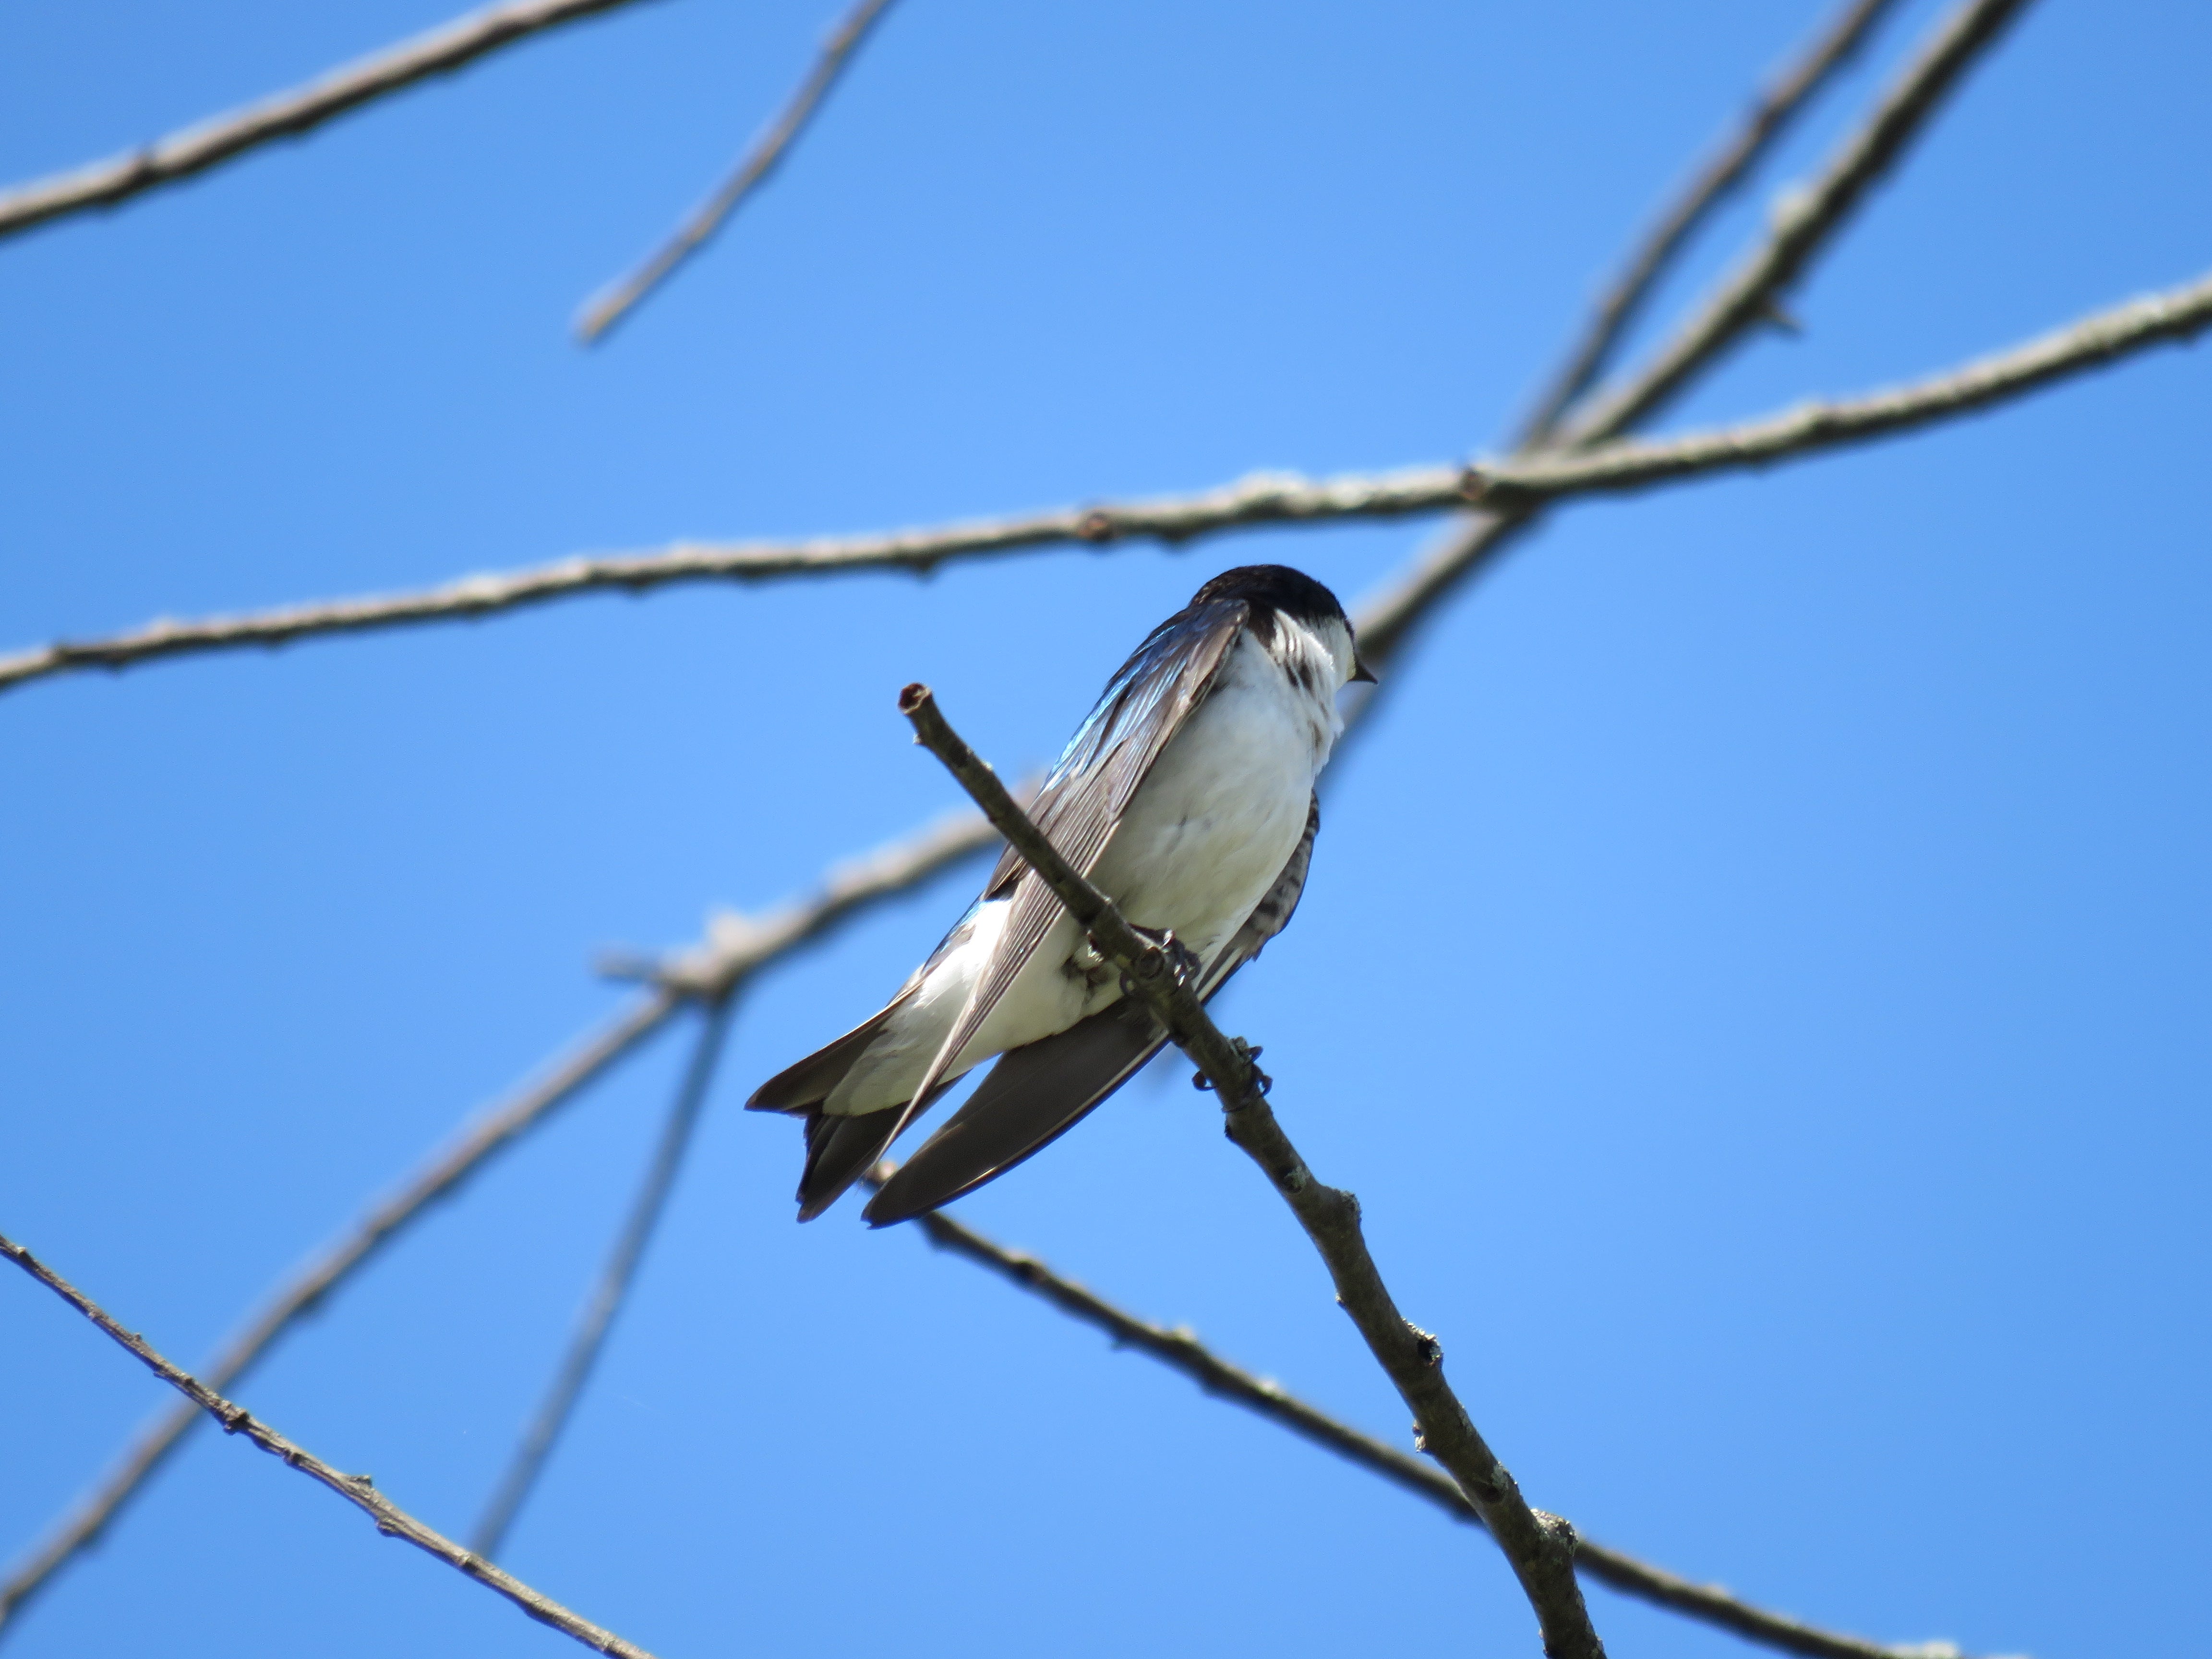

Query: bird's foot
left=1192, top=1038, right=1271, bottom=1099
left=1123, top=926, right=1201, bottom=990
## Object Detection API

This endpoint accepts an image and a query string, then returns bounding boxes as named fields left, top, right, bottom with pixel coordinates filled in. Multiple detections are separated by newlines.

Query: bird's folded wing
left=862, top=1000, right=1162, bottom=1225
left=863, top=794, right=1319, bottom=1225
left=745, top=989, right=914, bottom=1112
left=892, top=598, right=1252, bottom=1131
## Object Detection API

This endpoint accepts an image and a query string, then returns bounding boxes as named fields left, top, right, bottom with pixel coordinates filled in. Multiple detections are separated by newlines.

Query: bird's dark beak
left=1351, top=654, right=1379, bottom=684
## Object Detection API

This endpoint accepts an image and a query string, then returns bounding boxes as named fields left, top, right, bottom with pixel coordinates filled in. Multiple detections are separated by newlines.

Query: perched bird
left=747, top=564, right=1373, bottom=1225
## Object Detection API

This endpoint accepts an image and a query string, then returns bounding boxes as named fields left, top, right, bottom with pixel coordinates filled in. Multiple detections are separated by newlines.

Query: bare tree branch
left=898, top=683, right=1606, bottom=1659
left=0, top=1232, right=660, bottom=1658
left=1482, top=269, right=2212, bottom=504
left=1517, top=0, right=1905, bottom=446
left=0, top=0, right=661, bottom=243
left=0, top=468, right=1464, bottom=697
left=1298, top=252, right=2212, bottom=675
left=575, top=0, right=901, bottom=343
left=896, top=1188, right=2005, bottom=1659
left=20, top=240, right=2211, bottom=704
left=0, top=2, right=2107, bottom=1650
left=1359, top=263, right=2212, bottom=669
left=1562, top=0, right=2034, bottom=444
left=471, top=994, right=738, bottom=1561
left=0, top=0, right=2056, bottom=702
left=0, top=805, right=996, bottom=1634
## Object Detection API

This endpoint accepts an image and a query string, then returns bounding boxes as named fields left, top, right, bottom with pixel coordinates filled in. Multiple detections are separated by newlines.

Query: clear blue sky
left=3, top=2, right=2207, bottom=1656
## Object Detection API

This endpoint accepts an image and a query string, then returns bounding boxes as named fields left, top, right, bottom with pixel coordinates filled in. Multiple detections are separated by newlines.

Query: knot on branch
left=1534, top=1509, right=1578, bottom=1549
left=1075, top=509, right=1119, bottom=543
left=1407, top=1323, right=1444, bottom=1368
left=219, top=1406, right=252, bottom=1434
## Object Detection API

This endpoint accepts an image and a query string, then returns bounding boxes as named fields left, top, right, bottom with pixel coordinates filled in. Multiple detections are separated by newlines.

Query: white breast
left=1089, top=618, right=1343, bottom=966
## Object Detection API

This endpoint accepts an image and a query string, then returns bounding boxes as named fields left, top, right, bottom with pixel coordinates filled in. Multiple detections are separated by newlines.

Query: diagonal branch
left=0, top=0, right=661, bottom=243
left=0, top=804, right=996, bottom=1635
left=1562, top=0, right=2034, bottom=444
left=0, top=988, right=675, bottom=1637
left=1517, top=0, right=1905, bottom=446
left=897, top=683, right=1605, bottom=1659
left=898, top=1188, right=2007, bottom=1659
left=0, top=1232, right=660, bottom=1659
left=5, top=777, right=1957, bottom=1659
left=575, top=0, right=902, bottom=343
left=471, top=994, right=739, bottom=1560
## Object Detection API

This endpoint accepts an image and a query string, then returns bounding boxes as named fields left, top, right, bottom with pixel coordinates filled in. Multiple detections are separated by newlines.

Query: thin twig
left=0, top=1232, right=660, bottom=1659
left=0, top=988, right=674, bottom=1636
left=20, top=239, right=2212, bottom=703
left=1562, top=0, right=2034, bottom=444
left=897, top=1188, right=1999, bottom=1659
left=1517, top=0, right=1904, bottom=446
left=472, top=995, right=739, bottom=1560
left=0, top=805, right=996, bottom=1634
left=576, top=0, right=901, bottom=343
left=0, top=0, right=661, bottom=243
left=897, top=684, right=1606, bottom=1659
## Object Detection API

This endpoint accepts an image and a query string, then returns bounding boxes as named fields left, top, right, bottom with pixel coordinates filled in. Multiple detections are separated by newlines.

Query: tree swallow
left=747, top=564, right=1374, bottom=1225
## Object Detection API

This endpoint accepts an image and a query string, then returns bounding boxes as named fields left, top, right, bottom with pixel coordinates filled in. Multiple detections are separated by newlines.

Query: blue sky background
left=2, top=1, right=2207, bottom=1655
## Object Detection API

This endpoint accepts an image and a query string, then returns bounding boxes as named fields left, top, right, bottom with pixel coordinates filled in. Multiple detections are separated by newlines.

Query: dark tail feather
left=863, top=1001, right=1167, bottom=1227
left=796, top=1108, right=907, bottom=1222
left=793, top=1075, right=961, bottom=1222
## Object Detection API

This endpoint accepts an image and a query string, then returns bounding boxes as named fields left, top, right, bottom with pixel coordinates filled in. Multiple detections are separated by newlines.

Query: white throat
left=1253, top=610, right=1351, bottom=766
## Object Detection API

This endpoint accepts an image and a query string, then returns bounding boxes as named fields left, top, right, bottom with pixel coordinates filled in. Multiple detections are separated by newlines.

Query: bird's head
left=1189, top=564, right=1378, bottom=688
